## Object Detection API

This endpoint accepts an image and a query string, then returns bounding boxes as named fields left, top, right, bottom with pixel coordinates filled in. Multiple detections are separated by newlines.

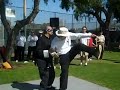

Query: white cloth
left=51, top=32, right=92, bottom=55
left=79, top=33, right=91, bottom=58
left=27, top=35, right=38, bottom=47
left=16, top=35, right=26, bottom=47
left=80, top=37, right=91, bottom=46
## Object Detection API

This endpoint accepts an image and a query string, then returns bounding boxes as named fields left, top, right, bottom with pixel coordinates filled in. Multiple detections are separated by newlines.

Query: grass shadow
left=70, top=63, right=80, bottom=66
left=103, top=59, right=120, bottom=64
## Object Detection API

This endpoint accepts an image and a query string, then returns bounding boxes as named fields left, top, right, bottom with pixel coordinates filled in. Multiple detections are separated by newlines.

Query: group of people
left=0, top=25, right=105, bottom=90
left=14, top=30, right=38, bottom=63
left=79, top=26, right=105, bottom=66
left=34, top=25, right=101, bottom=90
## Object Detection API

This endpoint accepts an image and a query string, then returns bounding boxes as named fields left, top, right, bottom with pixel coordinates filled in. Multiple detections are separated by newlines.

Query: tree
left=0, top=0, right=40, bottom=59
left=60, top=0, right=120, bottom=32
left=111, top=0, right=120, bottom=22
left=60, top=0, right=120, bottom=49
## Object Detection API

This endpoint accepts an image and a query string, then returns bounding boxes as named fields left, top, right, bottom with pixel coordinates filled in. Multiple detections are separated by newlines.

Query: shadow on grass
left=11, top=81, right=39, bottom=90
left=70, top=63, right=80, bottom=66
left=103, top=59, right=120, bottom=64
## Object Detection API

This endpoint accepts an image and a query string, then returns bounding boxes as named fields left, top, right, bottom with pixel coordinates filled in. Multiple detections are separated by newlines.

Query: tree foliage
left=111, top=0, right=120, bottom=22
left=60, top=0, right=120, bottom=31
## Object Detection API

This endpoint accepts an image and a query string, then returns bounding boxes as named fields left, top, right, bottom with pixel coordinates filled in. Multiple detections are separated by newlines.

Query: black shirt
left=35, top=34, right=52, bottom=59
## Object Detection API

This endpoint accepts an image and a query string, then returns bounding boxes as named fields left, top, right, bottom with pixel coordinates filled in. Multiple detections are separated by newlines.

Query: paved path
left=0, top=76, right=111, bottom=90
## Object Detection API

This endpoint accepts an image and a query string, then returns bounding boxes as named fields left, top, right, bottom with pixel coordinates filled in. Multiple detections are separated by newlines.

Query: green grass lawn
left=0, top=51, right=120, bottom=90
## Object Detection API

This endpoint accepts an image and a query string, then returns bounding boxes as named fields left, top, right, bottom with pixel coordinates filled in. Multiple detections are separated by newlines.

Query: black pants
left=59, top=43, right=96, bottom=89
left=27, top=46, right=36, bottom=61
left=15, top=46, right=25, bottom=61
left=36, top=58, right=55, bottom=88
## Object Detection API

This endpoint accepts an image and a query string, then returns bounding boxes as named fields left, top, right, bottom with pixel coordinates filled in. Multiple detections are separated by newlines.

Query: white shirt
left=51, top=32, right=92, bottom=55
left=16, top=35, right=26, bottom=47
left=27, top=35, right=38, bottom=47
left=80, top=33, right=91, bottom=46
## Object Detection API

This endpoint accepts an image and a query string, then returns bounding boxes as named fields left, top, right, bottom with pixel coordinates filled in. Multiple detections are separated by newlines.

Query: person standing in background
left=96, top=31, right=105, bottom=60
left=79, top=26, right=91, bottom=66
left=24, top=31, right=38, bottom=63
left=15, top=30, right=26, bottom=62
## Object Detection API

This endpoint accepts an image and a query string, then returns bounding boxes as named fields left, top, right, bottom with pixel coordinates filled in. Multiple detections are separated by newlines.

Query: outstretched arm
left=69, top=32, right=96, bottom=40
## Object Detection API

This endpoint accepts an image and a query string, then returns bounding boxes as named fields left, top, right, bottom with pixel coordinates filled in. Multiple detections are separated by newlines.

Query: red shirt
left=88, top=38, right=93, bottom=47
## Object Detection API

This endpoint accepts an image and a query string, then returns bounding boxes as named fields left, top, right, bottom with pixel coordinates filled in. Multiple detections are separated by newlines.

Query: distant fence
left=6, top=6, right=99, bottom=30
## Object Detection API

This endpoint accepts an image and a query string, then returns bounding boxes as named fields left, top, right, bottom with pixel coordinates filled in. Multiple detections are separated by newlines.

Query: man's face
left=21, top=32, right=24, bottom=36
left=31, top=32, right=35, bottom=36
left=46, top=26, right=53, bottom=36
left=82, top=28, right=87, bottom=33
left=48, top=30, right=53, bottom=35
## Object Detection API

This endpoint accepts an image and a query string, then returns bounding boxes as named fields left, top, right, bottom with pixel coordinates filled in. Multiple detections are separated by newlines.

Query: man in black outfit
left=35, top=26, right=55, bottom=90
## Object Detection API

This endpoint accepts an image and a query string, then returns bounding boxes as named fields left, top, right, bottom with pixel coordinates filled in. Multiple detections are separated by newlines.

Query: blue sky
left=11, top=0, right=73, bottom=14
left=9, top=0, right=74, bottom=25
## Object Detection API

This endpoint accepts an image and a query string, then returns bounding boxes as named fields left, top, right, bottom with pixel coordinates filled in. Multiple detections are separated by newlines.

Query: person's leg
left=69, top=43, right=99, bottom=62
left=84, top=52, right=89, bottom=66
left=88, top=53, right=92, bottom=60
left=100, top=44, right=104, bottom=59
left=27, top=46, right=31, bottom=61
left=36, top=59, right=49, bottom=89
left=98, top=44, right=102, bottom=59
left=47, top=61, right=55, bottom=87
left=14, top=47, right=18, bottom=61
left=17, top=46, right=21, bottom=62
left=19, top=46, right=23, bottom=61
left=32, top=46, right=36, bottom=62
left=53, top=57, right=59, bottom=69
left=21, top=47, right=25, bottom=61
left=80, top=51, right=83, bottom=65
left=59, top=53, right=70, bottom=90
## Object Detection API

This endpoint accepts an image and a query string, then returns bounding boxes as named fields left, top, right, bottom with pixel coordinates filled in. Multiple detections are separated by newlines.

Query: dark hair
left=43, top=29, right=47, bottom=34
left=20, top=30, right=24, bottom=33
left=82, top=26, right=87, bottom=30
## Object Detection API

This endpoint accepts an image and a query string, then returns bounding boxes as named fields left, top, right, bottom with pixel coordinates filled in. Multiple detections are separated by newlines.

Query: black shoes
left=47, top=86, right=56, bottom=90
left=59, top=89, right=66, bottom=90
left=39, top=87, right=46, bottom=90
left=39, top=86, right=56, bottom=90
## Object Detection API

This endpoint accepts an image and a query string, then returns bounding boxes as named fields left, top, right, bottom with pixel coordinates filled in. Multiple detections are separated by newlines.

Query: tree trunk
left=99, top=20, right=111, bottom=50
left=94, top=9, right=111, bottom=50
left=0, top=0, right=40, bottom=60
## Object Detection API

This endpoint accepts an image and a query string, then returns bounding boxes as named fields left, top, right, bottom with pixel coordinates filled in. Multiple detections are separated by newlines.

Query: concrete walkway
left=0, top=76, right=111, bottom=90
